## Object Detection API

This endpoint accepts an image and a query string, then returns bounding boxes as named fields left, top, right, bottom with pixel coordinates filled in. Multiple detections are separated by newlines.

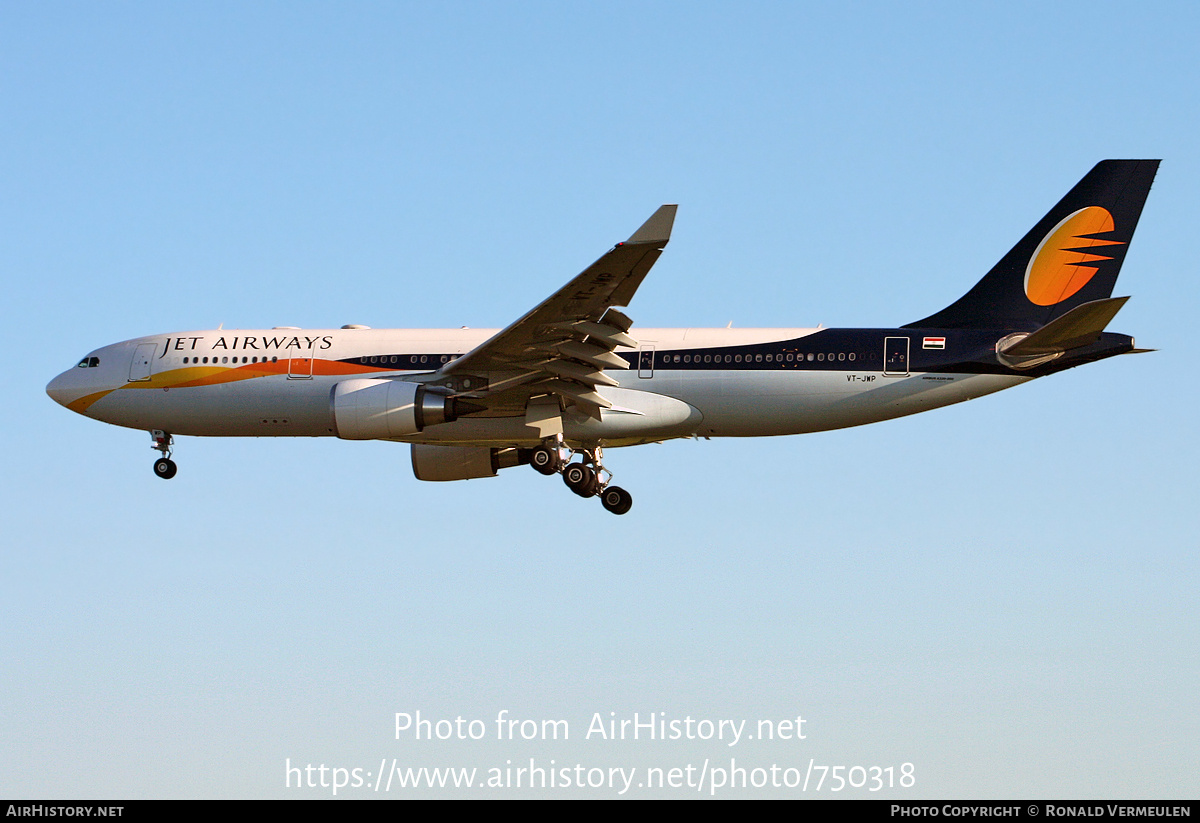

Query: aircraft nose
left=46, top=370, right=75, bottom=407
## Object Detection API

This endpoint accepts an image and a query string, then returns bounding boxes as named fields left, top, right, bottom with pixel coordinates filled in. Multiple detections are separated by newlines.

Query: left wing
left=432, top=205, right=676, bottom=420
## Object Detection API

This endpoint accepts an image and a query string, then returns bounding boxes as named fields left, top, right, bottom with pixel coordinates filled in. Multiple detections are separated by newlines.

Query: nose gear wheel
left=150, top=430, right=177, bottom=480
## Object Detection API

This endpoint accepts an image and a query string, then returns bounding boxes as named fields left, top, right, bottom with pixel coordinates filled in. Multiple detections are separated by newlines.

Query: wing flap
left=434, top=205, right=674, bottom=420
left=548, top=320, right=638, bottom=349
left=542, top=359, right=621, bottom=387
left=554, top=340, right=630, bottom=370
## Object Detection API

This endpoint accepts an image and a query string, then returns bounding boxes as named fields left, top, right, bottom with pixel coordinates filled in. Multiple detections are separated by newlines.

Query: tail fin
left=905, top=160, right=1159, bottom=330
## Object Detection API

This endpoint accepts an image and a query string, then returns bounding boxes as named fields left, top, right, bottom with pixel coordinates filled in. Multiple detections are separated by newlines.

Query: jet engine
left=411, top=444, right=530, bottom=481
left=332, top=378, right=468, bottom=440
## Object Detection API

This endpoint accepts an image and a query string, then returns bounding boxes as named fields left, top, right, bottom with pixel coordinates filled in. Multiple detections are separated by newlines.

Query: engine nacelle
left=411, top=444, right=529, bottom=482
left=332, top=378, right=458, bottom=440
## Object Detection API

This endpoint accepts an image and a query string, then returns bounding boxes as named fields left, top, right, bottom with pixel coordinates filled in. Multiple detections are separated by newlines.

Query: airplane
left=46, top=160, right=1159, bottom=515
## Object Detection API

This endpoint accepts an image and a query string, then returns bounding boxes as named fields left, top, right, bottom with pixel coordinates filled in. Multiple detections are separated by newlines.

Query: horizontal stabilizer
left=999, top=296, right=1129, bottom=357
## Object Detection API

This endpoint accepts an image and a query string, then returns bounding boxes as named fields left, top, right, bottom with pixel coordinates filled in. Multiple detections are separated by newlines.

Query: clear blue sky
left=3, top=1, right=1197, bottom=798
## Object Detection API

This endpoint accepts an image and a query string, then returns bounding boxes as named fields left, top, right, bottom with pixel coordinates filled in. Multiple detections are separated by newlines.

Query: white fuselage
left=47, top=326, right=1027, bottom=448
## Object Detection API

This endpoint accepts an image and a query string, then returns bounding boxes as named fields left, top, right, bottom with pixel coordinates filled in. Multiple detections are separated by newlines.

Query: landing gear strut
left=529, top=440, right=633, bottom=515
left=150, top=430, right=177, bottom=479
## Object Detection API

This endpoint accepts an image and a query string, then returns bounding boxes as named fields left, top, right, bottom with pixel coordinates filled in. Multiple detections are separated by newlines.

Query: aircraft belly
left=90, top=377, right=335, bottom=437
left=635, top=370, right=1029, bottom=436
left=82, top=367, right=1029, bottom=443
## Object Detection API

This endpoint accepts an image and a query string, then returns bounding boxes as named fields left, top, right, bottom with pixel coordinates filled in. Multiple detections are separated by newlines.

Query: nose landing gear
left=529, top=439, right=633, bottom=515
left=150, top=430, right=177, bottom=479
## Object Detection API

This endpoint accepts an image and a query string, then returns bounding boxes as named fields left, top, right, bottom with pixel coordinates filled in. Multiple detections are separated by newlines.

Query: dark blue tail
left=905, top=160, right=1159, bottom=331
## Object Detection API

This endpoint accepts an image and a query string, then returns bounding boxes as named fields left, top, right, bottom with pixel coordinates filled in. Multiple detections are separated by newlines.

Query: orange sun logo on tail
left=1024, top=206, right=1124, bottom=306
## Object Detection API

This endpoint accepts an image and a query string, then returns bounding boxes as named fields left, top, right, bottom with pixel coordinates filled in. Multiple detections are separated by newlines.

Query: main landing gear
left=150, top=430, right=177, bottom=480
left=529, top=439, right=633, bottom=515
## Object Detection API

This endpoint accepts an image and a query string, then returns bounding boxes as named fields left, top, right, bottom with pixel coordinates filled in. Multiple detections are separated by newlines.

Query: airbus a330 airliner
left=47, top=160, right=1158, bottom=514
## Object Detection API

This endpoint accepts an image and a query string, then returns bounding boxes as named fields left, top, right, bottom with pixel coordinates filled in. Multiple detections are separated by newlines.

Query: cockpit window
left=76, top=356, right=100, bottom=368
